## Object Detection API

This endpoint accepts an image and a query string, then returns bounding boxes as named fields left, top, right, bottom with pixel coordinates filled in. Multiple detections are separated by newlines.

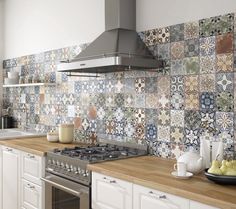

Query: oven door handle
left=41, top=177, right=81, bottom=197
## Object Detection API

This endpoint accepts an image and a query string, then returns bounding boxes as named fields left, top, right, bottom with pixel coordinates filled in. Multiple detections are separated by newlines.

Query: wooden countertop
left=0, top=137, right=86, bottom=156
left=88, top=156, right=236, bottom=209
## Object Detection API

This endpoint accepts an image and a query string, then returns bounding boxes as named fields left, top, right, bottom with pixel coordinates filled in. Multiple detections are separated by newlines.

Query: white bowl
left=47, top=132, right=59, bottom=142
left=8, top=72, right=19, bottom=79
left=4, top=77, right=19, bottom=85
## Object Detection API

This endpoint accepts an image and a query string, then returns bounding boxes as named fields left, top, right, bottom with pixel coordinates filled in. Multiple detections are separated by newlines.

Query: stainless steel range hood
left=58, top=0, right=162, bottom=74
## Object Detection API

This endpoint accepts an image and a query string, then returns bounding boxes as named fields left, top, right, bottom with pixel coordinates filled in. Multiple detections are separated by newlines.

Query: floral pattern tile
left=157, top=27, right=170, bottom=44
left=200, top=55, right=216, bottom=74
left=171, top=41, right=185, bottom=60
left=216, top=73, right=233, bottom=92
left=184, top=38, right=199, bottom=57
left=170, top=110, right=184, bottom=127
left=200, top=92, right=215, bottom=110
left=216, top=53, right=233, bottom=72
left=183, top=57, right=200, bottom=74
left=170, top=24, right=184, bottom=42
left=3, top=12, right=236, bottom=159
left=184, top=21, right=199, bottom=40
left=199, top=37, right=216, bottom=56
left=171, top=59, right=185, bottom=75
left=199, top=74, right=215, bottom=92
left=216, top=92, right=234, bottom=112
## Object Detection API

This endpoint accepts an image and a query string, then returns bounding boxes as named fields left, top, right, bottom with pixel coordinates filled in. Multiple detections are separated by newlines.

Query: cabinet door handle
left=6, top=148, right=13, bottom=152
left=27, top=153, right=35, bottom=159
left=27, top=183, right=35, bottom=190
left=149, top=191, right=167, bottom=199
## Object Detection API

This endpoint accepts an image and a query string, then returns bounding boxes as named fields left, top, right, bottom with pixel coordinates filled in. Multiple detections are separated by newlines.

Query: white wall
left=3, top=0, right=236, bottom=59
left=3, top=0, right=105, bottom=59
left=0, top=0, right=3, bottom=112
left=136, top=0, right=236, bottom=31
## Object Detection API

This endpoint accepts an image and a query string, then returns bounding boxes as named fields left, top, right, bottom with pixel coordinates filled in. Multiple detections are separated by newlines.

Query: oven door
left=41, top=174, right=90, bottom=209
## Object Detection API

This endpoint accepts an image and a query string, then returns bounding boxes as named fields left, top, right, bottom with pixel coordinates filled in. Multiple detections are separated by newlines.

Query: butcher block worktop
left=0, top=137, right=85, bottom=156
left=88, top=156, right=236, bottom=209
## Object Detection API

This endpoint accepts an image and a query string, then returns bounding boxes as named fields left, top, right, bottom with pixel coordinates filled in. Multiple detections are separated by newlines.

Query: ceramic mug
left=174, top=162, right=187, bottom=176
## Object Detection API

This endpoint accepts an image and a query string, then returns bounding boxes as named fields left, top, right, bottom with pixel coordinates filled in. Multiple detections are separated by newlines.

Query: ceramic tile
left=200, top=110, right=215, bottom=133
left=183, top=57, right=200, bottom=75
left=216, top=112, right=234, bottom=132
left=170, top=24, right=184, bottom=42
left=185, top=94, right=199, bottom=110
left=184, top=21, right=199, bottom=40
left=200, top=55, right=216, bottom=74
left=216, top=33, right=233, bottom=54
left=170, top=143, right=185, bottom=159
left=184, top=38, right=199, bottom=57
left=158, top=125, right=170, bottom=142
left=157, top=27, right=170, bottom=43
left=199, top=74, right=215, bottom=92
left=171, top=41, right=185, bottom=60
left=170, top=92, right=184, bottom=110
left=145, top=29, right=158, bottom=46
left=216, top=92, right=234, bottom=112
left=199, top=36, right=216, bottom=56
left=184, top=75, right=199, bottom=93
left=199, top=17, right=215, bottom=37
left=146, top=124, right=157, bottom=141
left=170, top=110, right=184, bottom=127
left=171, top=59, right=185, bottom=75
left=216, top=73, right=233, bottom=92
left=158, top=110, right=170, bottom=126
left=157, top=43, right=170, bottom=59
left=145, top=77, right=157, bottom=93
left=216, top=53, right=233, bottom=72
left=170, top=127, right=184, bottom=143
left=184, top=128, right=200, bottom=149
left=145, top=94, right=158, bottom=109
left=200, top=92, right=215, bottom=110
left=185, top=110, right=201, bottom=129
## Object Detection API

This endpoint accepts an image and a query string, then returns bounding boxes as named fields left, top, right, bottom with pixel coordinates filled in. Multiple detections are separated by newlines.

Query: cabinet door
left=133, top=184, right=189, bottom=209
left=2, top=146, right=20, bottom=209
left=21, top=152, right=42, bottom=185
left=190, top=200, right=219, bottom=209
left=21, top=179, right=42, bottom=209
left=92, top=172, right=132, bottom=209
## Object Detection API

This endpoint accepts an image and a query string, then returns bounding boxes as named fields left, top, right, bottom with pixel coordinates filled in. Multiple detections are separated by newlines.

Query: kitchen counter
left=0, top=137, right=86, bottom=156
left=88, top=156, right=236, bottom=209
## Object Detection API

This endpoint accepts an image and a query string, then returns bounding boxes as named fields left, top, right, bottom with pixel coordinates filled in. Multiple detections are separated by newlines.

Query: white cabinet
left=2, top=146, right=21, bottom=209
left=21, top=151, right=44, bottom=209
left=92, top=172, right=133, bottom=209
left=133, top=184, right=189, bottom=209
left=190, top=200, right=219, bottom=209
left=0, top=146, right=44, bottom=209
left=21, top=152, right=43, bottom=185
left=21, top=179, right=42, bottom=209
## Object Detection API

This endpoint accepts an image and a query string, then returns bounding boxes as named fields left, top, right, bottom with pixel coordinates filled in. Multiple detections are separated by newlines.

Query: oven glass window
left=52, top=187, right=80, bottom=209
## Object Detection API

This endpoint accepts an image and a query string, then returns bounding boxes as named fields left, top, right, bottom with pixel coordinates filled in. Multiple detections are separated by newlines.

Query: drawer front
left=133, top=184, right=189, bottom=209
left=21, top=152, right=42, bottom=185
left=92, top=172, right=133, bottom=209
left=21, top=179, right=42, bottom=209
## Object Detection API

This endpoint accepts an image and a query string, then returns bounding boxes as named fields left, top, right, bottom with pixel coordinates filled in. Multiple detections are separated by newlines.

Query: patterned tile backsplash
left=2, top=13, right=236, bottom=159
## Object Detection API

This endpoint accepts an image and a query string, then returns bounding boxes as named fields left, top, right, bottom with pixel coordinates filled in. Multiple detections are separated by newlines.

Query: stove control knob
left=67, top=168, right=71, bottom=172
left=56, top=161, right=60, bottom=166
left=60, top=162, right=64, bottom=168
left=65, top=163, right=69, bottom=169
left=52, top=160, right=56, bottom=165
left=47, top=159, right=52, bottom=165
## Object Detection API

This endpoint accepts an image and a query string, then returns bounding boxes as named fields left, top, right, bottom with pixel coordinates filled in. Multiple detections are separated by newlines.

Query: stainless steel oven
left=41, top=173, right=90, bottom=209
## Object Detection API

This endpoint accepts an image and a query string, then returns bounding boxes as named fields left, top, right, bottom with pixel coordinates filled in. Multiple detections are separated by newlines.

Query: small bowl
left=47, top=132, right=59, bottom=143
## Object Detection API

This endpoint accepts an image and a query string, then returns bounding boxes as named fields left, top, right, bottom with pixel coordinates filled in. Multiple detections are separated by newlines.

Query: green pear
left=226, top=161, right=233, bottom=168
left=208, top=160, right=222, bottom=175
left=225, top=168, right=236, bottom=176
left=220, top=160, right=228, bottom=175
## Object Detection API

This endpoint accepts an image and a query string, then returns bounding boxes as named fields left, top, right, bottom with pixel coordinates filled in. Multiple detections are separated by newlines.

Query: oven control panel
left=46, top=154, right=91, bottom=185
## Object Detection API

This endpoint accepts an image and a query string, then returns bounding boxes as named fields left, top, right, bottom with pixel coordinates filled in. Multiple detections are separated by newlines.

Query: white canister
left=59, top=123, right=74, bottom=143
